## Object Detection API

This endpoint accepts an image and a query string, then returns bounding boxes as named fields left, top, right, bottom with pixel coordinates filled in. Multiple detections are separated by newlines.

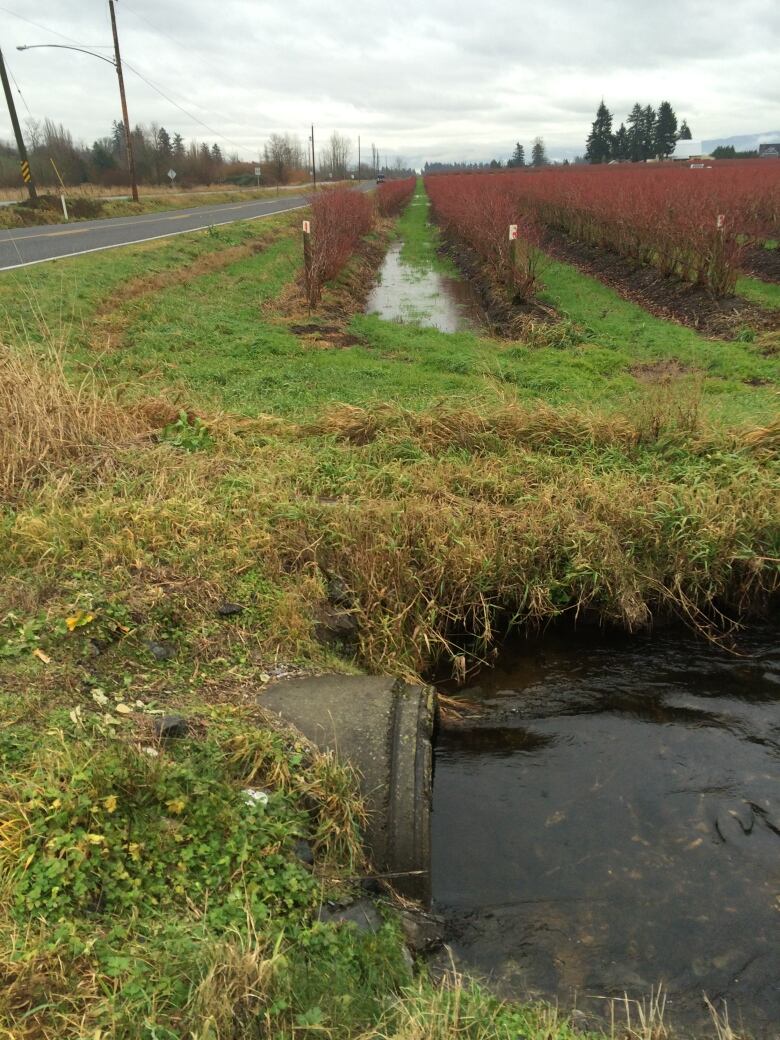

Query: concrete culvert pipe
left=260, top=676, right=435, bottom=902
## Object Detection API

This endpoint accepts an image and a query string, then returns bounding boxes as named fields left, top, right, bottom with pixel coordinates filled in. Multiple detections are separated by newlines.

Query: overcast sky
left=1, top=0, right=778, bottom=167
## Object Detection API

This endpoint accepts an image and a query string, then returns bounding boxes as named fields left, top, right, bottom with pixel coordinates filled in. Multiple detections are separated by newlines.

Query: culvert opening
left=430, top=622, right=780, bottom=1038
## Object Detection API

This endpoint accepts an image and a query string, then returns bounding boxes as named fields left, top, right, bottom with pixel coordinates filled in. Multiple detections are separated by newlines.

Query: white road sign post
left=254, top=166, right=262, bottom=187
left=167, top=169, right=176, bottom=187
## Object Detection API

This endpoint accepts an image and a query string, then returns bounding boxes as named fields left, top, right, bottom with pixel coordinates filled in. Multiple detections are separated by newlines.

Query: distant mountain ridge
left=702, top=132, right=780, bottom=152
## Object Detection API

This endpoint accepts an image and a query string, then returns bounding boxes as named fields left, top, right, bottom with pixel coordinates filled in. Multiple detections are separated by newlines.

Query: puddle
left=432, top=625, right=780, bottom=1037
left=365, top=241, right=482, bottom=333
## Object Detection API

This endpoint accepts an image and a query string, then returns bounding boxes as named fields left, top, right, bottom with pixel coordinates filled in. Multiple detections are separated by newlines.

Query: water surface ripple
left=432, top=626, right=780, bottom=1037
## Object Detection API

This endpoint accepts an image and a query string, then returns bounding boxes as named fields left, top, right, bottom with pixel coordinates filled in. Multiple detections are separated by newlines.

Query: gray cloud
left=1, top=0, right=778, bottom=167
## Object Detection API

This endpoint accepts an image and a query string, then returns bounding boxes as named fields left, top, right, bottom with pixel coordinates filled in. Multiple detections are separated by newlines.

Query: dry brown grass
left=185, top=930, right=282, bottom=1040
left=0, top=342, right=148, bottom=502
left=743, top=412, right=780, bottom=453
left=308, top=400, right=639, bottom=450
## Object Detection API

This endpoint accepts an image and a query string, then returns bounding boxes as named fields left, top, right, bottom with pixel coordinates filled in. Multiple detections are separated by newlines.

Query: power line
left=0, top=5, right=109, bottom=47
left=7, top=64, right=32, bottom=116
left=1, top=3, right=253, bottom=156
left=117, top=1, right=187, bottom=51
left=122, top=60, right=246, bottom=152
left=118, top=3, right=256, bottom=155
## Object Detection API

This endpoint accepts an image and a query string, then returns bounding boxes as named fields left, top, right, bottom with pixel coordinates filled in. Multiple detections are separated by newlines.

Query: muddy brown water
left=432, top=625, right=780, bottom=1037
left=365, top=241, right=483, bottom=332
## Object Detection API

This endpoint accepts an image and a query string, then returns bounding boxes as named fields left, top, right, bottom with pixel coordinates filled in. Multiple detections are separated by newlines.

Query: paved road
left=0, top=189, right=329, bottom=271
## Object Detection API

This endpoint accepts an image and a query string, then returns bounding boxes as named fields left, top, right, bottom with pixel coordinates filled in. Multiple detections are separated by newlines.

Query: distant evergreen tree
left=531, top=137, right=547, bottom=167
left=611, top=122, right=629, bottom=161
left=585, top=100, right=613, bottom=163
left=508, top=142, right=525, bottom=167
left=172, top=133, right=186, bottom=161
left=91, top=140, right=116, bottom=172
left=211, top=143, right=223, bottom=163
left=678, top=119, right=692, bottom=140
left=654, top=102, right=678, bottom=158
left=641, top=105, right=657, bottom=159
left=156, top=126, right=172, bottom=161
left=711, top=145, right=736, bottom=159
left=626, top=103, right=644, bottom=162
left=111, top=120, right=126, bottom=156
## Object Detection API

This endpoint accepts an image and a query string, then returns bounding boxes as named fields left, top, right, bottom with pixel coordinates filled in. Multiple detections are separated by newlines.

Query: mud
left=742, top=245, right=780, bottom=284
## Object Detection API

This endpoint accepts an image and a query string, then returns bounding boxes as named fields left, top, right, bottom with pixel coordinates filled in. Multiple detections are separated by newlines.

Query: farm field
left=425, top=161, right=779, bottom=328
left=0, top=177, right=778, bottom=1039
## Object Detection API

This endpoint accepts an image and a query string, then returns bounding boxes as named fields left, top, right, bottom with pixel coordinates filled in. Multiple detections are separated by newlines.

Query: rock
left=571, top=1010, right=594, bottom=1034
left=147, top=641, right=176, bottom=661
left=325, top=575, right=353, bottom=608
left=293, top=839, right=315, bottom=866
left=152, top=715, right=188, bottom=740
left=314, top=610, right=359, bottom=647
left=319, top=898, right=382, bottom=934
left=217, top=602, right=244, bottom=617
left=399, top=910, right=445, bottom=954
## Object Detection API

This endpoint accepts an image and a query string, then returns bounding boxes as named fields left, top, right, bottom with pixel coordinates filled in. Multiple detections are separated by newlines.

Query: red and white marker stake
left=716, top=214, right=725, bottom=230
left=302, top=219, right=311, bottom=234
left=509, top=224, right=518, bottom=241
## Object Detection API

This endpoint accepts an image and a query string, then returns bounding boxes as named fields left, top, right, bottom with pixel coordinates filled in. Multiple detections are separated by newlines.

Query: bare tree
left=319, top=131, right=351, bottom=181
left=263, top=132, right=304, bottom=184
left=24, top=118, right=43, bottom=151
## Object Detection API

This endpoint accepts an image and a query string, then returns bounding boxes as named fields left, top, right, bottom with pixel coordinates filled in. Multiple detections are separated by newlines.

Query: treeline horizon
left=0, top=119, right=414, bottom=191
left=585, top=101, right=693, bottom=163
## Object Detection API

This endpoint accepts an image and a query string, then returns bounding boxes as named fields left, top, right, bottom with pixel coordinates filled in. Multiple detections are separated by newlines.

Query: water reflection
left=365, top=242, right=482, bottom=333
left=432, top=626, right=780, bottom=1037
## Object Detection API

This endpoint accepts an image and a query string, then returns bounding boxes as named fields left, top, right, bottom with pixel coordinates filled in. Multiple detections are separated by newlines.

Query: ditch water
left=431, top=624, right=780, bottom=1037
left=365, top=240, right=482, bottom=332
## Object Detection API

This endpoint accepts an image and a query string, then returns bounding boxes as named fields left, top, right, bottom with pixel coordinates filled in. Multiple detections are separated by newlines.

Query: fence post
left=508, top=224, right=518, bottom=288
left=302, top=219, right=312, bottom=308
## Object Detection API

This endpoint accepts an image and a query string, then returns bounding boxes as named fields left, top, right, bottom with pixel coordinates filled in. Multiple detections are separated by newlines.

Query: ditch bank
left=434, top=231, right=557, bottom=336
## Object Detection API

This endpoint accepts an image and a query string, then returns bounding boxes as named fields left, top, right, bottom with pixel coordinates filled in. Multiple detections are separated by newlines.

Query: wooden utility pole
left=0, top=47, right=36, bottom=199
left=108, top=0, right=139, bottom=202
left=357, top=135, right=361, bottom=182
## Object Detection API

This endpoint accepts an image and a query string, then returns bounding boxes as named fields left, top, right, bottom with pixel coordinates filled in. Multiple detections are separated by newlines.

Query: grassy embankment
left=0, top=184, right=777, bottom=1037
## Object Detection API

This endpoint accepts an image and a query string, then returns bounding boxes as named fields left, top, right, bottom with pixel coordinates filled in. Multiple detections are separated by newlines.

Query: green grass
left=398, top=179, right=457, bottom=273
left=0, top=183, right=777, bottom=1040
left=737, top=273, right=780, bottom=310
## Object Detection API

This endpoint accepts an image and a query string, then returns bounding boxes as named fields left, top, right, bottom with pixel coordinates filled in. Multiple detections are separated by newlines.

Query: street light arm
left=16, top=44, right=117, bottom=68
